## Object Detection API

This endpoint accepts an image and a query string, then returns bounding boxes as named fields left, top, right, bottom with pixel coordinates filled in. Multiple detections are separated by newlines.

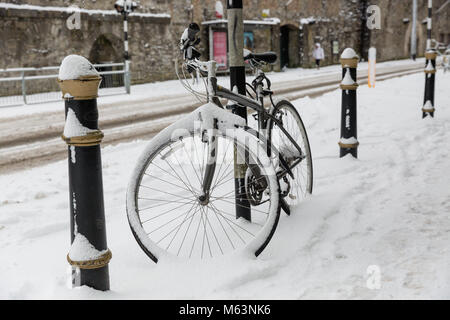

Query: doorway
left=89, top=34, right=122, bottom=88
left=280, top=26, right=290, bottom=69
left=280, top=25, right=300, bottom=69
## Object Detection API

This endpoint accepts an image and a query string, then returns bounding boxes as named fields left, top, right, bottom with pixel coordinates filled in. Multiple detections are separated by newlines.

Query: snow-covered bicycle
left=127, top=23, right=312, bottom=262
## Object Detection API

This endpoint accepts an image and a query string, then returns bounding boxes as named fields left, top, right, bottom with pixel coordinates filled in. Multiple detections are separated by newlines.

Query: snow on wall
left=0, top=2, right=170, bottom=18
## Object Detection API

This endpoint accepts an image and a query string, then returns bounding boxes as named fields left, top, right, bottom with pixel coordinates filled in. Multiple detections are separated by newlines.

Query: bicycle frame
left=194, top=60, right=305, bottom=200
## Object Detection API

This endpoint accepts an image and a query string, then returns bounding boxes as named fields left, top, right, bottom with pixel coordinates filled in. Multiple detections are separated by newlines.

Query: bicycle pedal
left=226, top=102, right=240, bottom=111
left=280, top=199, right=291, bottom=216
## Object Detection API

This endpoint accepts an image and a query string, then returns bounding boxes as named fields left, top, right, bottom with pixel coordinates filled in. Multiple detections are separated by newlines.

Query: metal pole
left=423, top=0, right=436, bottom=118
left=411, top=0, right=417, bottom=60
left=58, top=56, right=111, bottom=291
left=21, top=71, right=27, bottom=105
left=123, top=4, right=131, bottom=94
left=227, top=0, right=251, bottom=221
left=339, top=48, right=359, bottom=158
left=426, top=0, right=433, bottom=50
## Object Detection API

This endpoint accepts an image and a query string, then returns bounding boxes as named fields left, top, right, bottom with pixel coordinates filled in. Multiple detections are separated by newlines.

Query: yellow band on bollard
left=58, top=75, right=102, bottom=100
left=340, top=58, right=359, bottom=68
left=67, top=249, right=112, bottom=270
left=61, top=130, right=104, bottom=146
left=425, top=52, right=437, bottom=60
left=338, top=141, right=360, bottom=149
left=424, top=69, right=436, bottom=74
left=340, top=83, right=359, bottom=90
left=422, top=108, right=435, bottom=113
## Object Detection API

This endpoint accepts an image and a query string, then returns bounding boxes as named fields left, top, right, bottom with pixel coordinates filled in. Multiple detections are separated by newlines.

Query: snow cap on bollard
left=57, top=55, right=102, bottom=100
left=340, top=48, right=359, bottom=68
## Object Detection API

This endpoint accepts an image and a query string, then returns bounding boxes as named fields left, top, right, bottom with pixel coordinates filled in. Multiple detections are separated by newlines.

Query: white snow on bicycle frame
left=168, top=102, right=246, bottom=142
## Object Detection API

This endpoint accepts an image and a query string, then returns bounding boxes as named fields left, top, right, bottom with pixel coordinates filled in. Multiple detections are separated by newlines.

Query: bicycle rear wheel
left=127, top=127, right=280, bottom=262
left=268, top=100, right=313, bottom=207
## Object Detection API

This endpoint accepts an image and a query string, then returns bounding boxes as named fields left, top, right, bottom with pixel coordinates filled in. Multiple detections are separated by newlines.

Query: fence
left=0, top=63, right=128, bottom=108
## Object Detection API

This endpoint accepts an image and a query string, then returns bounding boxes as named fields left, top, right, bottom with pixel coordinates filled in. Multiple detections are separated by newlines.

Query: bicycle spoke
left=171, top=146, right=200, bottom=194
left=144, top=173, right=193, bottom=194
left=155, top=202, right=200, bottom=244
left=209, top=203, right=251, bottom=243
left=141, top=199, right=196, bottom=224
left=166, top=202, right=200, bottom=251
left=209, top=202, right=236, bottom=249
left=152, top=160, right=198, bottom=195
left=189, top=206, right=204, bottom=258
left=204, top=205, right=224, bottom=255
left=150, top=201, right=197, bottom=237
left=138, top=197, right=194, bottom=205
left=140, top=185, right=198, bottom=203
left=182, top=142, right=203, bottom=187
left=138, top=198, right=195, bottom=212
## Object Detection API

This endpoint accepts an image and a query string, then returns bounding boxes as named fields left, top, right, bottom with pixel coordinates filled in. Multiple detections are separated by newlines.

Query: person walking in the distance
left=313, top=43, right=325, bottom=70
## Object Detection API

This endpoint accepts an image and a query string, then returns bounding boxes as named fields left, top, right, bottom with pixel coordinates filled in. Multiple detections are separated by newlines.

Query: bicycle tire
left=127, top=126, right=281, bottom=262
left=267, top=99, right=313, bottom=207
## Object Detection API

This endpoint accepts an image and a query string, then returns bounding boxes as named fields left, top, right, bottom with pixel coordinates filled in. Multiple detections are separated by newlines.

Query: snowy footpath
left=0, top=70, right=449, bottom=299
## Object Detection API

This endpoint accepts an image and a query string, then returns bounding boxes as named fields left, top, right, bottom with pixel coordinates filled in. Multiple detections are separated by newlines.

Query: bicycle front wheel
left=268, top=100, right=313, bottom=207
left=127, top=127, right=280, bottom=262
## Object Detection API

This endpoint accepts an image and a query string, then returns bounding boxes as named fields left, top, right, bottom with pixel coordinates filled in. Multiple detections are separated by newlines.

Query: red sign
left=213, top=31, right=227, bottom=69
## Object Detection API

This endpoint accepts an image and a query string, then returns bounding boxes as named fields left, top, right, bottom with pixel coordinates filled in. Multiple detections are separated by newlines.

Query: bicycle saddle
left=244, top=51, right=278, bottom=64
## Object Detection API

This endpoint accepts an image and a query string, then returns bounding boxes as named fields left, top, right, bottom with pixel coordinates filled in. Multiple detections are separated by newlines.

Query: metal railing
left=0, top=63, right=128, bottom=108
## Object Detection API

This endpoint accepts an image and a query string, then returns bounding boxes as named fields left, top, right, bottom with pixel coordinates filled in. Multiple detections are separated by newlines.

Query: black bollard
left=227, top=0, right=251, bottom=221
left=422, top=50, right=437, bottom=118
left=58, top=55, right=111, bottom=291
left=339, top=48, right=359, bottom=159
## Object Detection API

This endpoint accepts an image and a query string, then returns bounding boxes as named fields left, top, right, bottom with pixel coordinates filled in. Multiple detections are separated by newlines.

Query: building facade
left=0, top=0, right=449, bottom=94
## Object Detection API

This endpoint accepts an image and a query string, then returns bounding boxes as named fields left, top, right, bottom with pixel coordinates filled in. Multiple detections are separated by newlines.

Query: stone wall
left=1, top=0, right=449, bottom=96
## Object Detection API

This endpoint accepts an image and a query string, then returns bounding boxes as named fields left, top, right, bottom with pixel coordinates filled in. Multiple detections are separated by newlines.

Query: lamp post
left=114, top=0, right=138, bottom=94
left=422, top=0, right=436, bottom=118
left=411, top=0, right=417, bottom=60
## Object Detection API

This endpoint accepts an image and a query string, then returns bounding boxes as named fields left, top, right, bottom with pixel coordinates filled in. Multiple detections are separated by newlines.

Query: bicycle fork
left=199, top=119, right=218, bottom=205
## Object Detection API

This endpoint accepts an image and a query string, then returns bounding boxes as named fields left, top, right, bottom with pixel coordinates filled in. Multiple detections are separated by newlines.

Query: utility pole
left=115, top=0, right=138, bottom=94
left=227, top=0, right=251, bottom=221
left=422, top=0, right=437, bottom=118
left=411, top=0, right=417, bottom=60
left=426, top=0, right=433, bottom=50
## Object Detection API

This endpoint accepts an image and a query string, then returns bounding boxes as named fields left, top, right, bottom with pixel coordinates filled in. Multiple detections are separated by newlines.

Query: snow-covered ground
left=0, top=58, right=425, bottom=119
left=0, top=69, right=449, bottom=299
